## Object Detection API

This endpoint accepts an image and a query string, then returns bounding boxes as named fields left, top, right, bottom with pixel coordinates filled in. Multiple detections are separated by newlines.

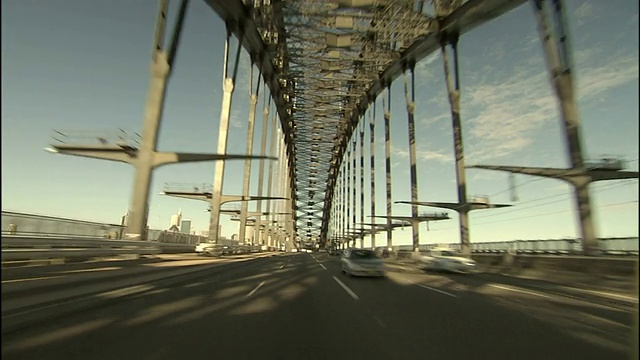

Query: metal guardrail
left=2, top=211, right=125, bottom=239
left=1, top=236, right=194, bottom=261
left=383, top=237, right=639, bottom=257
left=2, top=211, right=207, bottom=245
left=1, top=231, right=112, bottom=239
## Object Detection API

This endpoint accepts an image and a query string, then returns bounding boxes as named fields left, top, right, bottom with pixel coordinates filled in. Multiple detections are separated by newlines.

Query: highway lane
left=2, top=252, right=634, bottom=360
left=1, top=253, right=283, bottom=315
left=1, top=252, right=289, bottom=333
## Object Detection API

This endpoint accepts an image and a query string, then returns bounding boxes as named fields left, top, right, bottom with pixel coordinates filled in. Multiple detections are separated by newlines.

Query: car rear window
left=351, top=250, right=378, bottom=259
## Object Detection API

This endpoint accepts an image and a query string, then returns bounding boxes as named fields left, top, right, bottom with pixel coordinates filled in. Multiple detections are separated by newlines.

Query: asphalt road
left=1, top=252, right=636, bottom=360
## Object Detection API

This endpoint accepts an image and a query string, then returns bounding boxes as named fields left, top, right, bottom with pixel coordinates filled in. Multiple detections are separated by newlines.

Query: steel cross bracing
left=205, top=0, right=527, bottom=246
left=285, top=0, right=439, bottom=245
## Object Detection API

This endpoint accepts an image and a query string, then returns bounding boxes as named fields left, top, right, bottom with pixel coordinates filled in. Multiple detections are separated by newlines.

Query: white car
left=195, top=243, right=225, bottom=256
left=417, top=248, right=476, bottom=274
left=341, top=249, right=386, bottom=277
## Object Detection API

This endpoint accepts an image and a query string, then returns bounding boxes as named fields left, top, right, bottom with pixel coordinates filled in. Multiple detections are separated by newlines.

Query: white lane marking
left=319, top=264, right=327, bottom=270
left=332, top=276, right=360, bottom=300
left=489, top=284, right=550, bottom=299
left=570, top=288, right=638, bottom=303
left=373, top=316, right=387, bottom=328
left=185, top=282, right=205, bottom=288
left=2, top=275, right=65, bottom=284
left=246, top=281, right=266, bottom=298
left=56, top=267, right=122, bottom=274
left=583, top=313, right=632, bottom=328
left=98, top=285, right=155, bottom=299
left=418, top=284, right=458, bottom=298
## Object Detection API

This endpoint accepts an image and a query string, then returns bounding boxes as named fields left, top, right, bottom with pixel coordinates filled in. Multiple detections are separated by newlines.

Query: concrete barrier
left=1, top=236, right=193, bottom=263
left=471, top=253, right=638, bottom=279
left=386, top=252, right=637, bottom=287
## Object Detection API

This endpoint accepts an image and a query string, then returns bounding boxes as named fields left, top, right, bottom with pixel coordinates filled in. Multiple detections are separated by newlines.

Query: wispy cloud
left=230, top=113, right=243, bottom=129
left=415, top=51, right=441, bottom=86
left=573, top=2, right=600, bottom=27
left=418, top=112, right=450, bottom=129
left=468, top=171, right=502, bottom=182
left=575, top=52, right=639, bottom=101
left=417, top=147, right=451, bottom=163
left=391, top=145, right=409, bottom=159
left=482, top=41, right=506, bottom=61
left=464, top=68, right=554, bottom=160
left=516, top=33, right=540, bottom=54
left=390, top=144, right=451, bottom=164
left=463, top=45, right=638, bottom=162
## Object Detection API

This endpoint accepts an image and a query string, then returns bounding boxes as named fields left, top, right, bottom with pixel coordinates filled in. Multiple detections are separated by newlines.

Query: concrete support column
left=532, top=0, right=597, bottom=255
left=403, top=70, right=420, bottom=252
left=239, top=74, right=260, bottom=245
left=126, top=54, right=169, bottom=239
left=346, top=143, right=352, bottom=247
left=383, top=88, right=393, bottom=249
left=209, top=76, right=235, bottom=242
left=209, top=33, right=242, bottom=243
left=441, top=34, right=471, bottom=257
left=275, top=131, right=286, bottom=245
left=340, top=165, right=344, bottom=244
left=126, top=0, right=188, bottom=240
left=340, top=167, right=346, bottom=244
left=254, top=94, right=271, bottom=246
left=369, top=105, right=376, bottom=250
left=359, top=120, right=365, bottom=248
left=265, top=117, right=278, bottom=247
left=335, top=179, right=340, bottom=245
left=352, top=135, right=357, bottom=248
left=274, top=141, right=284, bottom=243
left=287, top=165, right=295, bottom=245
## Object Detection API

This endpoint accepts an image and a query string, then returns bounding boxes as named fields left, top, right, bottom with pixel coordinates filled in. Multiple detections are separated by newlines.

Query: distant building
left=181, top=219, right=191, bottom=234
left=170, top=208, right=182, bottom=228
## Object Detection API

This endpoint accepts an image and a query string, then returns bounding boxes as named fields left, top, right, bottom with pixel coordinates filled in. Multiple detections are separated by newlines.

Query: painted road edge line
left=246, top=281, right=266, bottom=298
left=418, top=284, right=458, bottom=298
left=332, top=276, right=359, bottom=300
left=489, top=284, right=550, bottom=298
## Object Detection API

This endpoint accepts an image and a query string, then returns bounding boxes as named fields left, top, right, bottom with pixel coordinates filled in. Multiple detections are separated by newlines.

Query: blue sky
left=2, top=0, right=638, bottom=245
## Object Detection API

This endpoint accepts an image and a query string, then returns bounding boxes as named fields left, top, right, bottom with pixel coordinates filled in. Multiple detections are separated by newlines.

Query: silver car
left=417, top=248, right=477, bottom=274
left=341, top=249, right=386, bottom=277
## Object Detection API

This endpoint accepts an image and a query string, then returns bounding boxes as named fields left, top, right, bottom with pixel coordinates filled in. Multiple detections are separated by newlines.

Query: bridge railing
left=2, top=211, right=208, bottom=246
left=0, top=236, right=193, bottom=262
left=2, top=211, right=125, bottom=239
left=469, top=238, right=638, bottom=256
left=387, top=238, right=638, bottom=257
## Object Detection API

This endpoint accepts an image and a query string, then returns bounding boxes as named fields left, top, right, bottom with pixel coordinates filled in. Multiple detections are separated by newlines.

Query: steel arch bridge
left=204, top=0, right=524, bottom=247
left=49, top=0, right=638, bottom=256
